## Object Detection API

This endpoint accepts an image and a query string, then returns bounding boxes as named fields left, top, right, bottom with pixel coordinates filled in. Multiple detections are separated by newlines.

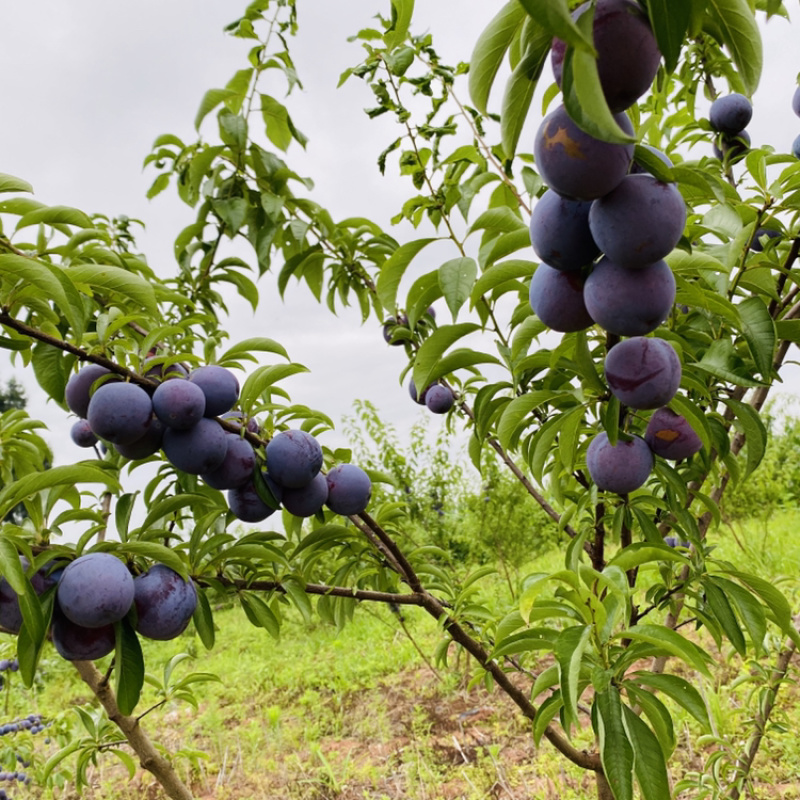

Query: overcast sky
left=2, top=2, right=799, bottom=475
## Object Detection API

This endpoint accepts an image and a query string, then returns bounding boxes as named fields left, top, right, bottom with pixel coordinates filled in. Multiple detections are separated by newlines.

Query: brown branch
left=72, top=660, right=194, bottom=800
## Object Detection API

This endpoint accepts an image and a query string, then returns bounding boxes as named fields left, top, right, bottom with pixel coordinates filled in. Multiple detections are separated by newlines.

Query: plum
left=152, top=379, right=206, bottom=429
left=709, top=93, right=752, bottom=135
left=383, top=313, right=409, bottom=346
left=51, top=603, right=116, bottom=661
left=0, top=557, right=52, bottom=634
left=87, top=382, right=154, bottom=445
left=265, top=429, right=323, bottom=489
left=425, top=384, right=455, bottom=414
left=529, top=190, right=599, bottom=271
left=228, top=473, right=282, bottom=522
left=551, top=0, right=661, bottom=112
left=65, top=364, right=115, bottom=419
left=604, top=337, right=681, bottom=409
left=750, top=228, right=781, bottom=252
left=584, top=257, right=675, bottom=336
left=143, top=357, right=189, bottom=382
left=326, top=464, right=372, bottom=516
left=57, top=552, right=134, bottom=628
left=534, top=104, right=634, bottom=200
left=586, top=432, right=653, bottom=494
left=630, top=145, right=673, bottom=175
left=133, top=564, right=197, bottom=641
left=588, top=175, right=686, bottom=268
left=793, top=86, right=800, bottom=118
left=793, top=133, right=800, bottom=160
left=645, top=407, right=703, bottom=460
left=188, top=365, right=240, bottom=417
left=114, top=417, right=165, bottom=460
left=201, top=434, right=256, bottom=490
left=409, top=378, right=430, bottom=405
left=70, top=419, right=98, bottom=448
left=162, top=417, right=228, bottom=475
left=529, top=264, right=594, bottom=333
left=221, top=410, right=260, bottom=434
left=282, top=471, right=329, bottom=518
left=713, top=130, right=750, bottom=162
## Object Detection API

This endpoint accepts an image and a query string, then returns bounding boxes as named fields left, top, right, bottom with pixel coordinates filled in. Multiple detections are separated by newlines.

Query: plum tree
left=187, top=365, right=240, bottom=417
left=645, top=407, right=703, bottom=460
left=528, top=189, right=599, bottom=270
left=550, top=0, right=661, bottom=112
left=604, top=336, right=681, bottom=409
left=57, top=553, right=134, bottom=628
left=87, top=382, right=154, bottom=445
left=588, top=174, right=686, bottom=268
left=281, top=471, right=329, bottom=517
left=533, top=104, right=634, bottom=200
left=133, top=565, right=197, bottom=641
left=583, top=257, right=676, bottom=335
left=326, top=464, right=373, bottom=515
left=152, top=379, right=206, bottom=429
left=528, top=263, right=594, bottom=332
left=586, top=432, right=654, bottom=494
left=162, top=417, right=228, bottom=474
left=709, top=93, right=753, bottom=134
left=265, top=429, right=323, bottom=488
left=200, top=434, right=257, bottom=490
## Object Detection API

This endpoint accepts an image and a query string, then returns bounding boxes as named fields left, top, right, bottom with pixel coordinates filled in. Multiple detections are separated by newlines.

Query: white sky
left=1, top=2, right=800, bottom=476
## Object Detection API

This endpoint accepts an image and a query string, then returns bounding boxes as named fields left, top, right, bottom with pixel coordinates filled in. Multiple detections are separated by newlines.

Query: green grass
left=3, top=512, right=800, bottom=799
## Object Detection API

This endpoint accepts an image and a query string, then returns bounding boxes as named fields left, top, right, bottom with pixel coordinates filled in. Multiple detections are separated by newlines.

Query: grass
left=2, top=511, right=800, bottom=799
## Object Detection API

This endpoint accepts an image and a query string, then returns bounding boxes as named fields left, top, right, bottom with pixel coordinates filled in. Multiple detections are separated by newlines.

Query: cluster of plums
left=0, top=554, right=197, bottom=661
left=0, top=714, right=46, bottom=738
left=710, top=92, right=753, bottom=163
left=526, top=0, right=704, bottom=495
left=66, top=359, right=372, bottom=522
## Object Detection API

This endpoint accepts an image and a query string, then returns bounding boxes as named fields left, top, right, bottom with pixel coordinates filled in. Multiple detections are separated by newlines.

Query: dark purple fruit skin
left=326, top=464, right=372, bottom=516
left=586, top=432, right=653, bottom=494
left=133, top=564, right=197, bottom=641
left=529, top=264, right=594, bottom=333
left=70, top=419, right=98, bottom=448
left=65, top=365, right=113, bottom=418
left=709, top=93, right=753, bottom=135
left=143, top=357, right=189, bottom=383
left=793, top=133, right=800, bottom=160
left=201, top=435, right=256, bottom=490
left=188, top=366, right=240, bottom=417
left=713, top=130, right=750, bottom=162
left=529, top=190, right=600, bottom=271
left=0, top=558, right=43, bottom=634
left=551, top=0, right=661, bottom=112
left=114, top=417, right=165, bottom=460
left=87, top=382, right=154, bottom=445
left=584, top=257, right=676, bottom=336
left=57, top=553, right=134, bottom=628
left=383, top=313, right=409, bottom=346
left=221, top=411, right=260, bottom=435
left=630, top=145, right=673, bottom=175
left=409, top=378, right=430, bottom=405
left=645, top=407, right=703, bottom=460
left=534, top=105, right=635, bottom=201
left=51, top=603, right=116, bottom=661
left=425, top=384, right=455, bottom=414
left=228, top=474, right=282, bottom=522
left=750, top=228, right=781, bottom=252
left=282, top=471, right=329, bottom=518
left=604, top=337, right=681, bottom=409
left=588, top=175, right=686, bottom=268
left=265, top=429, right=323, bottom=489
left=152, top=379, right=206, bottom=429
left=163, top=418, right=228, bottom=475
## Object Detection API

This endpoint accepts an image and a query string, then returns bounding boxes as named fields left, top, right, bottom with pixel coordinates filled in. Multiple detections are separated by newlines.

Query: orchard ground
left=3, top=509, right=800, bottom=800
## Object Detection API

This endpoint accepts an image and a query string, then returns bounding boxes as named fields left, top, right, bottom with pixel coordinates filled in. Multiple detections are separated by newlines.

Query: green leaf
left=556, top=625, right=591, bottom=733
left=517, top=0, right=596, bottom=54
left=260, top=95, right=292, bottom=151
left=0, top=173, right=33, bottom=194
left=16, top=205, right=92, bottom=230
left=497, top=390, right=570, bottom=450
left=66, top=264, right=158, bottom=316
left=738, top=295, right=775, bottom=379
left=713, top=576, right=767, bottom=653
left=617, top=624, right=712, bottom=676
left=501, top=19, right=551, bottom=157
left=722, top=397, right=767, bottom=478
left=192, top=589, right=215, bottom=649
left=560, top=10, right=636, bottom=144
left=607, top=543, right=689, bottom=572
left=439, top=257, right=477, bottom=319
left=705, top=0, right=762, bottom=94
left=119, top=543, right=189, bottom=580
left=702, top=577, right=746, bottom=656
left=384, top=0, right=414, bottom=51
left=218, top=337, right=290, bottom=366
left=239, top=363, right=309, bottom=407
left=239, top=592, right=280, bottom=638
left=471, top=259, right=535, bottom=306
left=31, top=341, right=70, bottom=405
left=595, top=688, right=634, bottom=800
left=726, top=569, right=796, bottom=639
left=624, top=685, right=676, bottom=758
left=469, top=207, right=526, bottom=234
left=622, top=706, right=672, bottom=800
left=468, top=2, right=527, bottom=114
left=195, top=88, right=239, bottom=130
left=696, top=339, right=766, bottom=388
left=376, top=238, right=437, bottom=312
left=115, top=616, right=145, bottom=715
left=629, top=671, right=711, bottom=730
left=645, top=0, right=691, bottom=73
left=412, top=323, right=480, bottom=394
